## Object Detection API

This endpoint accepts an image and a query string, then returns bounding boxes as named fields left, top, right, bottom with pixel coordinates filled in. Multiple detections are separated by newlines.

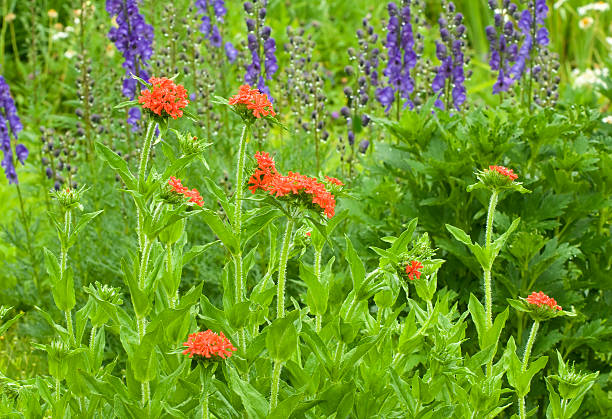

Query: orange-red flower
left=325, top=176, right=344, bottom=186
left=526, top=291, right=561, bottom=311
left=168, top=176, right=204, bottom=207
left=247, top=152, right=337, bottom=218
left=182, top=330, right=236, bottom=359
left=228, top=84, right=275, bottom=119
left=138, top=77, right=189, bottom=119
left=405, top=260, right=423, bottom=281
left=489, top=165, right=518, bottom=181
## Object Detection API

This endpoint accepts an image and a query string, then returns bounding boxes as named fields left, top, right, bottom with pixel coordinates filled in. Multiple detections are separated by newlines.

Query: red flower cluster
left=405, top=260, right=423, bottom=281
left=248, top=152, right=337, bottom=218
left=489, top=165, right=518, bottom=181
left=228, top=84, right=276, bottom=119
left=182, top=330, right=236, bottom=359
left=526, top=291, right=562, bottom=311
left=168, top=176, right=204, bottom=207
left=325, top=176, right=344, bottom=186
left=138, top=77, right=189, bottom=119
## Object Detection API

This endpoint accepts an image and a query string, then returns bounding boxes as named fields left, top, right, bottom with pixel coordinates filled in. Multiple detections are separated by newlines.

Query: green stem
left=233, top=125, right=248, bottom=352
left=519, top=321, right=539, bottom=419
left=277, top=219, right=295, bottom=319
left=138, top=239, right=152, bottom=289
left=269, top=359, right=283, bottom=413
left=484, top=190, right=498, bottom=329
left=89, top=327, right=97, bottom=352
left=56, top=377, right=60, bottom=402
left=65, top=310, right=74, bottom=346
left=485, top=191, right=498, bottom=250
left=61, top=210, right=74, bottom=345
left=138, top=120, right=157, bottom=189
left=202, top=396, right=209, bottom=419
left=314, top=249, right=322, bottom=332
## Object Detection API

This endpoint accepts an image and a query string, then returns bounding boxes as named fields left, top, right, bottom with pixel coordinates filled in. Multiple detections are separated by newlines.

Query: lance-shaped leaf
left=95, top=142, right=137, bottom=190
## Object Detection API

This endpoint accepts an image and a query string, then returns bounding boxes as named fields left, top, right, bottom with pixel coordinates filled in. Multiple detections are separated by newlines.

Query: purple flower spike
left=377, top=2, right=418, bottom=112
left=431, top=4, right=467, bottom=111
left=106, top=0, right=154, bottom=128
left=0, top=76, right=25, bottom=184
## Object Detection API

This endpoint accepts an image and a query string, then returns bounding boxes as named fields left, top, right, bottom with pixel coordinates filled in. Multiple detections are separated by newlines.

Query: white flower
left=578, top=1, right=610, bottom=16
left=603, top=116, right=612, bottom=124
left=553, top=0, right=568, bottom=8
left=65, top=26, right=74, bottom=33
left=64, top=50, right=77, bottom=59
left=572, top=68, right=610, bottom=88
left=606, top=37, right=612, bottom=48
left=52, top=31, right=69, bottom=41
left=578, top=16, right=594, bottom=29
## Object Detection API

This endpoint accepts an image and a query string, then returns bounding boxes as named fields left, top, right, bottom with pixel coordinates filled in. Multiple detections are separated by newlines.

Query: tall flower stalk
left=432, top=1, right=468, bottom=111
left=224, top=84, right=277, bottom=353
left=376, top=1, right=417, bottom=117
left=104, top=75, right=191, bottom=411
left=447, top=165, right=528, bottom=375
left=508, top=291, right=567, bottom=419
left=106, top=0, right=154, bottom=129
left=485, top=1, right=520, bottom=96
left=243, top=0, right=277, bottom=98
left=0, top=75, right=39, bottom=290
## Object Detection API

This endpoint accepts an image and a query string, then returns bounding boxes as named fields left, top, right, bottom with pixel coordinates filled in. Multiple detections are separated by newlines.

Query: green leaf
left=0, top=310, right=24, bottom=336
left=489, top=217, right=520, bottom=261
left=200, top=208, right=238, bottom=253
left=391, top=218, right=419, bottom=253
left=445, top=224, right=473, bottom=246
left=345, top=236, right=365, bottom=293
left=121, top=258, right=151, bottom=318
left=43, top=247, right=60, bottom=282
left=95, top=142, right=137, bottom=190
left=67, top=210, right=104, bottom=248
left=114, top=100, right=139, bottom=110
left=161, top=154, right=198, bottom=181
left=266, top=316, right=298, bottom=362
left=224, top=365, right=269, bottom=419
left=182, top=241, right=219, bottom=265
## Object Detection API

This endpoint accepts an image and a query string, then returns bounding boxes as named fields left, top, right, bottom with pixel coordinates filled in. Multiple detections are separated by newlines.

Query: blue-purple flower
left=195, top=0, right=237, bottom=62
left=243, top=1, right=277, bottom=101
left=106, top=0, right=154, bottom=129
left=376, top=1, right=417, bottom=112
left=0, top=76, right=27, bottom=184
left=431, top=2, right=467, bottom=110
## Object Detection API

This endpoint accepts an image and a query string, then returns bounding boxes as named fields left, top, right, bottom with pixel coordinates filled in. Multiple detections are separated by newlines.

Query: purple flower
left=0, top=76, right=25, bottom=184
left=225, top=42, right=238, bottom=63
left=377, top=2, right=417, bottom=112
left=196, top=0, right=232, bottom=53
left=243, top=1, right=277, bottom=92
left=432, top=5, right=468, bottom=110
left=348, top=131, right=355, bottom=146
left=15, top=144, right=28, bottom=164
left=127, top=107, right=142, bottom=131
left=376, top=86, right=395, bottom=112
left=106, top=0, right=154, bottom=128
left=359, top=139, right=370, bottom=153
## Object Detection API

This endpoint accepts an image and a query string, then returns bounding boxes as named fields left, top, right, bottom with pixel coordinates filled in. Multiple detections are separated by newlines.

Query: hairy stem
left=269, top=359, right=283, bottom=413
left=138, top=120, right=156, bottom=190
left=277, top=219, right=295, bottom=319
left=484, top=190, right=498, bottom=329
left=519, top=321, right=540, bottom=419
left=314, top=249, right=322, bottom=332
